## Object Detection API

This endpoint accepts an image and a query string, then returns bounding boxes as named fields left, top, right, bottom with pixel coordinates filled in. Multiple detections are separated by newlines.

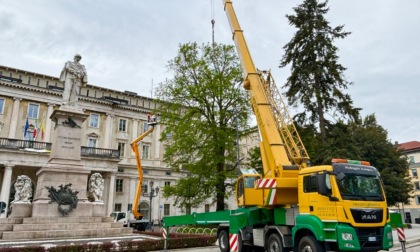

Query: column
left=153, top=124, right=161, bottom=159
left=0, top=165, right=13, bottom=218
left=44, top=103, right=55, bottom=142
left=8, top=98, right=21, bottom=139
left=129, top=177, right=137, bottom=206
left=131, top=119, right=139, bottom=156
left=106, top=173, right=116, bottom=216
left=104, top=113, right=114, bottom=149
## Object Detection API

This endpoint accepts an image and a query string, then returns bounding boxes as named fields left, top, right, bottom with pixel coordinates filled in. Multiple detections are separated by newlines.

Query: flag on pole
left=33, top=118, right=38, bottom=139
left=41, top=119, right=45, bottom=140
left=24, top=117, right=29, bottom=137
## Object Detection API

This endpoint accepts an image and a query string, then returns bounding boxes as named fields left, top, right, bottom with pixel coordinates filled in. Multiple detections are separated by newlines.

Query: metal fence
left=0, top=138, right=51, bottom=150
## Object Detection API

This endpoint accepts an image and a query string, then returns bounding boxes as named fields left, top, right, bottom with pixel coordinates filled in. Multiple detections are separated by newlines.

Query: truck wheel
left=267, top=233, right=283, bottom=252
left=298, top=236, right=324, bottom=252
left=238, top=233, right=252, bottom=252
left=218, top=230, right=229, bottom=252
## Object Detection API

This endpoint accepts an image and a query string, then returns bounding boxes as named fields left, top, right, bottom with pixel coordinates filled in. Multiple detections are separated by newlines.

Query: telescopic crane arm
left=131, top=113, right=157, bottom=220
left=223, top=0, right=309, bottom=206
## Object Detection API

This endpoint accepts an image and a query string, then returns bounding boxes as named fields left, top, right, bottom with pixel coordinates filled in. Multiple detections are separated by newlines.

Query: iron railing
left=81, top=146, right=120, bottom=159
left=0, top=138, right=119, bottom=159
left=0, top=138, right=51, bottom=150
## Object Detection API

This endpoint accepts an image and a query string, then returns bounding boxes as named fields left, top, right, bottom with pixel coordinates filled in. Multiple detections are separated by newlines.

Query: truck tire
left=218, top=230, right=229, bottom=252
left=238, top=233, right=252, bottom=252
left=298, top=236, right=324, bottom=252
left=267, top=233, right=284, bottom=252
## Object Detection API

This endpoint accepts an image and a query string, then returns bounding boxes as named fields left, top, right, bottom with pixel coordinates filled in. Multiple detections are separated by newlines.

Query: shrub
left=0, top=234, right=216, bottom=252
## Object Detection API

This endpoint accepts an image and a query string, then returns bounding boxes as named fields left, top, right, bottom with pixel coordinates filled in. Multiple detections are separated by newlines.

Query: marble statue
left=59, top=54, right=88, bottom=107
left=12, top=175, right=32, bottom=203
left=89, top=173, right=104, bottom=202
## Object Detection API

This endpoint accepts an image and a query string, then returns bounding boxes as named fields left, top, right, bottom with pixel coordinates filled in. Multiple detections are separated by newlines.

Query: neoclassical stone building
left=0, top=64, right=254, bottom=222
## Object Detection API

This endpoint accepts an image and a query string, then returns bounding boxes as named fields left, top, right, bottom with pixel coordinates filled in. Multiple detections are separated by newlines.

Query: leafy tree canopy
left=155, top=42, right=250, bottom=211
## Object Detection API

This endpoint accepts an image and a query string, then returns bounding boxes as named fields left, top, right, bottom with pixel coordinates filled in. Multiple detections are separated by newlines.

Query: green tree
left=240, top=116, right=411, bottom=205
left=280, top=0, right=360, bottom=143
left=244, top=146, right=263, bottom=175
left=312, top=114, right=412, bottom=205
left=155, top=42, right=249, bottom=211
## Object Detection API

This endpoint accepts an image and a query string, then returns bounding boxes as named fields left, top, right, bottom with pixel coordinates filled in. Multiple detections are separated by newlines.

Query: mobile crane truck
left=162, top=1, right=393, bottom=251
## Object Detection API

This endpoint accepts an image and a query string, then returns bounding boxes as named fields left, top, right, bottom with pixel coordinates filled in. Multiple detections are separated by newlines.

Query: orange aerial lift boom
left=131, top=113, right=157, bottom=220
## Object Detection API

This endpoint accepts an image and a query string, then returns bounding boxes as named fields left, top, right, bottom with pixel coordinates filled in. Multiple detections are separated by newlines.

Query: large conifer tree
left=280, top=0, right=360, bottom=143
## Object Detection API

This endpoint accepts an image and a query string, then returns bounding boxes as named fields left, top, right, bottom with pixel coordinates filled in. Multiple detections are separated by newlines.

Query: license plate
left=368, top=237, right=377, bottom=242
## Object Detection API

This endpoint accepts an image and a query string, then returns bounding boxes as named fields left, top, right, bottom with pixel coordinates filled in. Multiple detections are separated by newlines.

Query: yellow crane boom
left=223, top=0, right=309, bottom=206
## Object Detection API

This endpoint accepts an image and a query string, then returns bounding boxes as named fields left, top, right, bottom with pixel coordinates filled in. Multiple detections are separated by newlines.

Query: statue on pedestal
left=60, top=54, right=88, bottom=107
left=89, top=173, right=104, bottom=202
left=11, top=175, right=32, bottom=203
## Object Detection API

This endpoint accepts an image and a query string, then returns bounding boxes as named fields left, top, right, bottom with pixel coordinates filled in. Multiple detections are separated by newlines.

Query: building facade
left=396, top=141, right=420, bottom=224
left=0, top=65, right=254, bottom=222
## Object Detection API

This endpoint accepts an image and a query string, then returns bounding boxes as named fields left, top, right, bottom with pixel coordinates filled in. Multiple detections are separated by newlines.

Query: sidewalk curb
left=393, top=237, right=420, bottom=248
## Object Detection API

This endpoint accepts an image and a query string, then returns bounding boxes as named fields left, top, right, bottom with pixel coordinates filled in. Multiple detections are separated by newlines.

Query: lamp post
left=145, top=180, right=159, bottom=230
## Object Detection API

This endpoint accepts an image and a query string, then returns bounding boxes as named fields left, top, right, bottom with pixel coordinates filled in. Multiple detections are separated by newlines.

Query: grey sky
left=1, top=0, right=419, bottom=144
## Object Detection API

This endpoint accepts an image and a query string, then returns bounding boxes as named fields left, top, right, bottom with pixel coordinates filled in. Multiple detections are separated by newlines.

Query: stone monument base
left=32, top=200, right=97, bottom=217
left=9, top=202, right=32, bottom=218
left=92, top=202, right=105, bottom=217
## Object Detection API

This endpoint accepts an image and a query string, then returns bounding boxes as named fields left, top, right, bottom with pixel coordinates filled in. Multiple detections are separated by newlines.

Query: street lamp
left=144, top=180, right=159, bottom=230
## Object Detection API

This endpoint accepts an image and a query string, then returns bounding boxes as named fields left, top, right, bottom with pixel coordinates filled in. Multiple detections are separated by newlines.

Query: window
left=142, top=144, right=150, bottom=159
left=408, top=156, right=415, bottom=164
left=116, top=179, right=123, bottom=192
left=127, top=203, right=132, bottom=211
left=0, top=98, right=4, bottom=114
left=143, top=180, right=149, bottom=193
left=143, top=122, right=149, bottom=133
left=114, top=203, right=122, bottom=212
left=412, top=169, right=418, bottom=178
left=165, top=171, right=172, bottom=176
left=89, top=114, right=99, bottom=128
left=87, top=138, right=97, bottom=147
left=205, top=204, right=210, bottom=213
left=164, top=204, right=170, bottom=216
left=416, top=196, right=420, bottom=205
left=118, top=142, right=126, bottom=157
left=164, top=181, right=170, bottom=187
left=140, top=202, right=150, bottom=220
left=303, top=175, right=318, bottom=193
left=119, top=118, right=127, bottom=132
left=415, top=181, right=420, bottom=191
left=27, top=103, right=39, bottom=119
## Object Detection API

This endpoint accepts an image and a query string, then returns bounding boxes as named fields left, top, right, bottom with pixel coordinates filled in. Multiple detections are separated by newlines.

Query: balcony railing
left=0, top=138, right=51, bottom=151
left=81, top=146, right=120, bottom=159
left=0, top=138, right=119, bottom=159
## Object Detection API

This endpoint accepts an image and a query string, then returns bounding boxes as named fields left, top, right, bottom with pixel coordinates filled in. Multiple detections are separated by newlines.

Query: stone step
left=22, top=216, right=107, bottom=224
left=2, top=227, right=133, bottom=240
left=0, top=218, right=23, bottom=225
left=0, top=225, right=13, bottom=232
left=12, top=222, right=125, bottom=231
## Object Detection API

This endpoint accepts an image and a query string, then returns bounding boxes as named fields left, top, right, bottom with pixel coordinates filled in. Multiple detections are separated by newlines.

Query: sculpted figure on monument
left=89, top=173, right=104, bottom=202
left=12, top=175, right=32, bottom=203
left=60, top=54, right=88, bottom=107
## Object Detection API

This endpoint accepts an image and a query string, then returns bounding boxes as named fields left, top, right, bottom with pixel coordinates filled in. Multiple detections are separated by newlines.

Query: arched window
left=139, top=202, right=150, bottom=220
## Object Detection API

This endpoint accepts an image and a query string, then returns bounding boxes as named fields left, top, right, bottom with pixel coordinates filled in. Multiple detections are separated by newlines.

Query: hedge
left=0, top=232, right=216, bottom=252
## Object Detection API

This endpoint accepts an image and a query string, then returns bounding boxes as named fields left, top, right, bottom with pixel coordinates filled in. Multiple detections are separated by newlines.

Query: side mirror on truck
left=317, top=172, right=339, bottom=201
